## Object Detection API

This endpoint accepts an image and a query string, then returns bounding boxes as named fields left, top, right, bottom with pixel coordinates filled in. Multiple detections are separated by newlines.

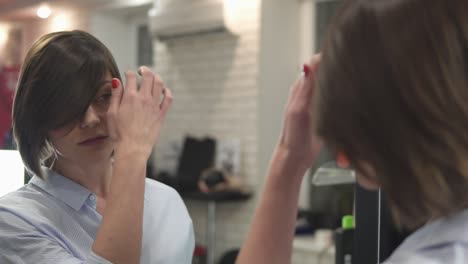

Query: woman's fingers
left=124, top=71, right=138, bottom=94
left=107, top=78, right=123, bottom=140
left=290, top=54, right=321, bottom=111
left=310, top=53, right=321, bottom=74
left=288, top=53, right=320, bottom=108
left=152, top=75, right=164, bottom=108
left=108, top=78, right=122, bottom=114
left=109, top=66, right=171, bottom=147
left=136, top=66, right=166, bottom=111
left=138, top=66, right=155, bottom=98
left=302, top=54, right=321, bottom=98
left=159, top=87, right=173, bottom=122
left=293, top=54, right=321, bottom=101
left=278, top=54, right=323, bottom=168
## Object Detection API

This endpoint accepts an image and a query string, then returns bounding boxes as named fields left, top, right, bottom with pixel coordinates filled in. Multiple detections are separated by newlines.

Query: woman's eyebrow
left=93, top=81, right=112, bottom=95
left=99, top=80, right=112, bottom=87
left=97, top=80, right=113, bottom=91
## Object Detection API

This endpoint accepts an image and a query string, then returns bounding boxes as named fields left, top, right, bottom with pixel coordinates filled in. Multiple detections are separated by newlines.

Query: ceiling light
left=37, top=5, right=52, bottom=19
left=52, top=14, right=71, bottom=31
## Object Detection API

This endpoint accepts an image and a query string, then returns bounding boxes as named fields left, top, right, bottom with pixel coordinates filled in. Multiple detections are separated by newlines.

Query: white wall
left=152, top=0, right=261, bottom=260
left=297, top=0, right=317, bottom=210
left=257, top=0, right=302, bottom=203
left=258, top=3, right=328, bottom=263
left=89, top=13, right=135, bottom=77
left=90, top=6, right=153, bottom=76
left=259, top=0, right=317, bottom=210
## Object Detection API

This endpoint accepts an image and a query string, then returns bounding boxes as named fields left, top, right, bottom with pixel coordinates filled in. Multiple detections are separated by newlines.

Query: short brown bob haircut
left=316, top=0, right=468, bottom=228
left=13, top=30, right=121, bottom=179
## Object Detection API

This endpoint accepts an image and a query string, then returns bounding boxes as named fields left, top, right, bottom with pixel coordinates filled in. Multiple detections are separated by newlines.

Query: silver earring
left=49, top=151, right=58, bottom=169
left=48, top=141, right=63, bottom=170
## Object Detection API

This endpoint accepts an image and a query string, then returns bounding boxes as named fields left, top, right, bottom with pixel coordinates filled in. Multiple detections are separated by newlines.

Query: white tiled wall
left=152, top=1, right=261, bottom=261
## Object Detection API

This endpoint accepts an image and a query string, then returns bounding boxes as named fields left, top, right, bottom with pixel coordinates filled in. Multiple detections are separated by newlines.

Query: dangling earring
left=49, top=148, right=58, bottom=169
left=47, top=140, right=63, bottom=170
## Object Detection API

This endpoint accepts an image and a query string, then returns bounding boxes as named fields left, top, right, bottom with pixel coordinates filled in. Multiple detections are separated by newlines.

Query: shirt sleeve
left=142, top=180, right=195, bottom=263
left=0, top=210, right=112, bottom=264
left=169, top=187, right=196, bottom=263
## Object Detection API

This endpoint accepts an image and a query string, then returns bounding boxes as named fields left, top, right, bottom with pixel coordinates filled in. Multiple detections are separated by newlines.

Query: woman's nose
left=80, top=105, right=101, bottom=129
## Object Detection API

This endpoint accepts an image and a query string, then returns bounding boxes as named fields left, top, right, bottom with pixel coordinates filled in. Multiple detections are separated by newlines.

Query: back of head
left=13, top=30, right=121, bottom=179
left=316, top=0, right=468, bottom=228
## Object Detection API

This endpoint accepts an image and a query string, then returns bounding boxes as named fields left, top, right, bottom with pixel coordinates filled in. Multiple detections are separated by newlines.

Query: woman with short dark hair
left=0, top=30, right=194, bottom=264
left=238, top=0, right=468, bottom=263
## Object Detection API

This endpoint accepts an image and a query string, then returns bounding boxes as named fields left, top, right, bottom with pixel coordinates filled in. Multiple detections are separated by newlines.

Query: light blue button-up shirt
left=0, top=167, right=195, bottom=264
left=384, top=209, right=468, bottom=264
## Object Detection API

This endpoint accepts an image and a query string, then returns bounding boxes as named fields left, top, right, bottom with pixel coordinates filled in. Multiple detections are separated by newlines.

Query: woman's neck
left=52, top=159, right=113, bottom=199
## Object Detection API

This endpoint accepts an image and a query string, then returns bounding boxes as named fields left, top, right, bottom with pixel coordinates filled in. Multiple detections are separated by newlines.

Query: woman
left=0, top=30, right=194, bottom=263
left=238, top=0, right=468, bottom=263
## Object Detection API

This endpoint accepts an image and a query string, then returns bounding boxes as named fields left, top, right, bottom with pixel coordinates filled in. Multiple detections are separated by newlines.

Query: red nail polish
left=303, top=64, right=311, bottom=77
left=337, top=151, right=350, bottom=168
left=111, top=79, right=119, bottom=89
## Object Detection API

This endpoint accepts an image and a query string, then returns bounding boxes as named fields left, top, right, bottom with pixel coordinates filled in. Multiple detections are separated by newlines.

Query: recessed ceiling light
left=37, top=5, right=52, bottom=19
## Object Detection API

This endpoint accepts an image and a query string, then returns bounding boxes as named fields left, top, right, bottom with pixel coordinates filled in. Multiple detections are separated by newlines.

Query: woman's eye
left=96, top=93, right=112, bottom=103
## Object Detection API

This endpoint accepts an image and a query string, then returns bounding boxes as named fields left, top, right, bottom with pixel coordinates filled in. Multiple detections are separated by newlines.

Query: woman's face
left=48, top=72, right=114, bottom=167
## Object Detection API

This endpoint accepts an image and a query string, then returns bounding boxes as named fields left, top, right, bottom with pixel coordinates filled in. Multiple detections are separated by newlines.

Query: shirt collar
left=30, top=167, right=93, bottom=211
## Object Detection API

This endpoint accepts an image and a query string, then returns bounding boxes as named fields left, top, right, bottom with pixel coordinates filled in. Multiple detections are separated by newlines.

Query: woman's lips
left=78, top=136, right=109, bottom=146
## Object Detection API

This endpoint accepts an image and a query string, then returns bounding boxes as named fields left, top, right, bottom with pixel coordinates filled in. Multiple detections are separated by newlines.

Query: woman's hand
left=93, top=66, right=171, bottom=263
left=237, top=55, right=324, bottom=264
left=277, top=54, right=323, bottom=171
left=107, top=66, right=172, bottom=159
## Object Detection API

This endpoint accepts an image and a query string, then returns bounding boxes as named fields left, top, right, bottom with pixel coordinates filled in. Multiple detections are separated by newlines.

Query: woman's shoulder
left=0, top=183, right=45, bottom=210
left=142, top=179, right=195, bottom=262
left=144, top=178, right=181, bottom=198
left=142, top=178, right=193, bottom=228
left=143, top=178, right=187, bottom=208
left=0, top=177, right=88, bottom=228
left=144, top=177, right=177, bottom=192
left=0, top=184, right=56, bottom=232
left=385, top=209, right=468, bottom=264
left=384, top=243, right=468, bottom=264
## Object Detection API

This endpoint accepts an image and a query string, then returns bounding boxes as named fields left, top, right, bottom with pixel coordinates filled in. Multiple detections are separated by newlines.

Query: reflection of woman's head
left=13, top=30, right=121, bottom=180
left=316, top=0, right=468, bottom=228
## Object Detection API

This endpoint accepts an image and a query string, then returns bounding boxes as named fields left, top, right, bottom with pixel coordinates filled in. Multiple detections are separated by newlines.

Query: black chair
left=176, top=136, right=216, bottom=193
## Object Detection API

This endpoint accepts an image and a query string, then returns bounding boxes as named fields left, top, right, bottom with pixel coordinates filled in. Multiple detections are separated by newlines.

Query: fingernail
left=337, top=151, right=350, bottom=168
left=303, top=64, right=311, bottom=77
left=111, top=79, right=119, bottom=89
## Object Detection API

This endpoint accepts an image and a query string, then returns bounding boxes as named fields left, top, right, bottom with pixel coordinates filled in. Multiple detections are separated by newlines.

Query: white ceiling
left=0, top=0, right=152, bottom=22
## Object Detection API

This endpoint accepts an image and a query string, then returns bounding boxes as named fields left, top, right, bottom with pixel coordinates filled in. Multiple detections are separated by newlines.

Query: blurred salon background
left=0, top=1, right=402, bottom=264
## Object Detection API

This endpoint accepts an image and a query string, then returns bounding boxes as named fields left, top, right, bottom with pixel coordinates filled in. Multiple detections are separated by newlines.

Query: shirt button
left=89, top=194, right=96, bottom=201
